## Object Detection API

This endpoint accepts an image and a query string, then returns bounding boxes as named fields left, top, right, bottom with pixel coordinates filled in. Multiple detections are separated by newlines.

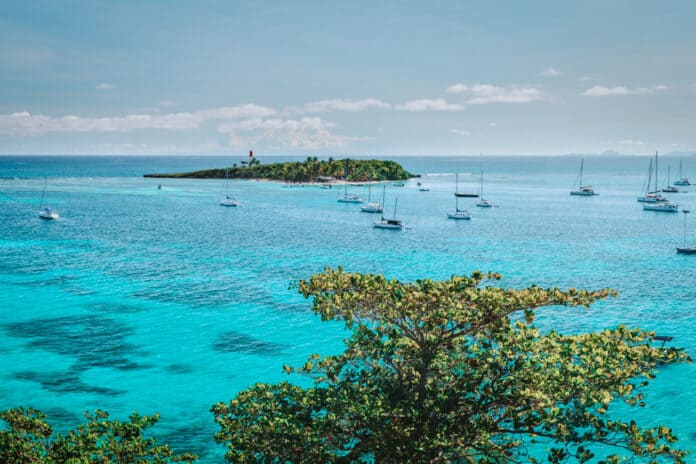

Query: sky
left=1, top=0, right=696, bottom=156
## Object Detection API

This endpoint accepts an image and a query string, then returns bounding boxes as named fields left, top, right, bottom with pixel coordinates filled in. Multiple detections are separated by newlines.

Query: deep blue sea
left=1, top=154, right=695, bottom=462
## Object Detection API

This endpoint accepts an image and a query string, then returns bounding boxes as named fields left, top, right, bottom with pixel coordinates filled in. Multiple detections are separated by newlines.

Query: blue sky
left=1, top=0, right=695, bottom=155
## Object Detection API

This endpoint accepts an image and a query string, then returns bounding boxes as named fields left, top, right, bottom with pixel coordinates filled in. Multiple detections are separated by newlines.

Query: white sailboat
left=337, top=160, right=364, bottom=203
left=453, top=173, right=478, bottom=198
left=361, top=182, right=384, bottom=213
left=38, top=177, right=59, bottom=220
left=373, top=191, right=403, bottom=230
left=220, top=168, right=241, bottom=206
left=662, top=164, right=679, bottom=193
left=637, top=155, right=666, bottom=203
left=476, top=170, right=493, bottom=207
left=448, top=180, right=471, bottom=220
left=676, top=210, right=696, bottom=254
left=642, top=152, right=677, bottom=212
left=674, top=160, right=690, bottom=186
left=570, top=158, right=598, bottom=196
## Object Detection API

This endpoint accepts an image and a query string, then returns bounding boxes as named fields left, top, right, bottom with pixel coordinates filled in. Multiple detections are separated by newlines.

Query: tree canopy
left=0, top=408, right=197, bottom=464
left=144, top=158, right=415, bottom=182
left=212, top=268, right=690, bottom=463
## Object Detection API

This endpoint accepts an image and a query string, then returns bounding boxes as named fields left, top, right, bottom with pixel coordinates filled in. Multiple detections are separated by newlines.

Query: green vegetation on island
left=2, top=269, right=690, bottom=463
left=144, top=157, right=416, bottom=182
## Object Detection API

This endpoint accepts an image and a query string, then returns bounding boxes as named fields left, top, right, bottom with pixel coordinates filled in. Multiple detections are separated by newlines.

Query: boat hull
left=642, top=204, right=678, bottom=212
left=337, top=197, right=363, bottom=203
left=676, top=247, right=696, bottom=254
left=220, top=199, right=240, bottom=206
left=361, top=203, right=383, bottom=213
left=447, top=212, right=471, bottom=220
left=570, top=190, right=597, bottom=196
left=373, top=222, right=403, bottom=230
left=454, top=193, right=479, bottom=198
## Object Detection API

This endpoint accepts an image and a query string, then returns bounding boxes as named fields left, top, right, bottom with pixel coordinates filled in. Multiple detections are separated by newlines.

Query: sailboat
left=637, top=156, right=666, bottom=203
left=453, top=173, right=478, bottom=198
left=674, top=160, right=691, bottom=186
left=676, top=210, right=696, bottom=254
left=361, top=182, right=384, bottom=213
left=220, top=168, right=241, bottom=206
left=570, top=158, right=598, bottom=196
left=373, top=194, right=403, bottom=230
left=337, top=160, right=364, bottom=203
left=38, top=177, right=59, bottom=220
left=476, top=170, right=493, bottom=207
left=643, top=152, right=677, bottom=212
left=448, top=180, right=472, bottom=220
left=662, top=164, right=679, bottom=193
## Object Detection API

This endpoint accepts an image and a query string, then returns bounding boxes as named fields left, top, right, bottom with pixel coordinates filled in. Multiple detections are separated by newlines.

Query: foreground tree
left=0, top=408, right=197, bottom=463
left=213, top=268, right=690, bottom=463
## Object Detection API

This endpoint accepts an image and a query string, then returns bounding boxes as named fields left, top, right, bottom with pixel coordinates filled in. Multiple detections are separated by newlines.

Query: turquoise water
left=1, top=155, right=695, bottom=461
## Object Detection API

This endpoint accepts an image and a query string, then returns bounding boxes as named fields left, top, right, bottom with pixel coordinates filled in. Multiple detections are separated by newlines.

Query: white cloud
left=578, top=76, right=598, bottom=82
left=450, top=129, right=471, bottom=136
left=159, top=100, right=177, bottom=107
left=540, top=68, right=561, bottom=77
left=600, top=139, right=647, bottom=146
left=0, top=104, right=277, bottom=136
left=489, top=122, right=497, bottom=127
left=194, top=104, right=276, bottom=120
left=96, top=82, right=115, bottom=90
left=395, top=98, right=465, bottom=111
left=446, top=83, right=544, bottom=104
left=218, top=116, right=366, bottom=149
left=301, top=98, right=391, bottom=113
left=581, top=85, right=668, bottom=96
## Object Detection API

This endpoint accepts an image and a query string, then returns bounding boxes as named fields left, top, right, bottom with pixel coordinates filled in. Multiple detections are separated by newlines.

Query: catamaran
left=674, top=160, right=690, bottom=186
left=373, top=195, right=403, bottom=230
left=38, top=177, right=59, bottom=220
left=662, top=164, right=679, bottom=193
left=570, top=158, right=598, bottom=196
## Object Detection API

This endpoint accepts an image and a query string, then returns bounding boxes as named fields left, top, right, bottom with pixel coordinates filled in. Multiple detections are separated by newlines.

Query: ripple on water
left=4, top=315, right=144, bottom=371
left=15, top=370, right=125, bottom=396
left=213, top=331, right=286, bottom=356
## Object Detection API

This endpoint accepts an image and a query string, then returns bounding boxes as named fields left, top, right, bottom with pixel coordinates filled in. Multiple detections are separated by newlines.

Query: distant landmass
left=144, top=157, right=417, bottom=182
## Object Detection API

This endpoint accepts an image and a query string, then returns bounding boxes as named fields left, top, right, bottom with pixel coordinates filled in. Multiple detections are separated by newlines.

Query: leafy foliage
left=213, top=268, right=690, bottom=463
left=144, top=157, right=415, bottom=182
left=0, top=407, right=197, bottom=463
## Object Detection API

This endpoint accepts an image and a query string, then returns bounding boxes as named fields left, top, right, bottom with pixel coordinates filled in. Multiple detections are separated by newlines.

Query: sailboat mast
left=646, top=159, right=653, bottom=195
left=40, top=177, right=47, bottom=207
left=480, top=170, right=484, bottom=197
left=684, top=211, right=688, bottom=247
left=380, top=185, right=386, bottom=220
left=393, top=197, right=398, bottom=220
left=455, top=173, right=459, bottom=195
left=579, top=159, right=584, bottom=187
left=653, top=152, right=657, bottom=193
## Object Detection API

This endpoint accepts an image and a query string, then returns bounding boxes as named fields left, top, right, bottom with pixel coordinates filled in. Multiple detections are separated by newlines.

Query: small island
left=144, top=157, right=417, bottom=182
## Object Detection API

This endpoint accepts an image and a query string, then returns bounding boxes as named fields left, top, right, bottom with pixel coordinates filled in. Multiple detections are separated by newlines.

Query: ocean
left=1, top=154, right=695, bottom=462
